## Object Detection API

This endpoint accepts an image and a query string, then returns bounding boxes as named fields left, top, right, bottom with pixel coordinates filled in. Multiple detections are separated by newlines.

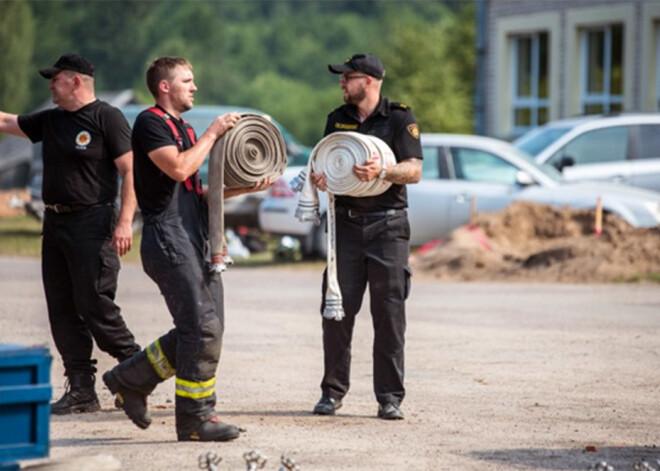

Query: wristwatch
left=378, top=165, right=388, bottom=180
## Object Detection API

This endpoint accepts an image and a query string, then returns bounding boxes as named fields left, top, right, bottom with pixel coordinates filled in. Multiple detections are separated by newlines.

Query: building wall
left=484, top=0, right=659, bottom=139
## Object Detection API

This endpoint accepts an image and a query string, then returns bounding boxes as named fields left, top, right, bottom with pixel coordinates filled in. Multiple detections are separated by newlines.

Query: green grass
left=0, top=215, right=42, bottom=257
left=0, top=214, right=323, bottom=270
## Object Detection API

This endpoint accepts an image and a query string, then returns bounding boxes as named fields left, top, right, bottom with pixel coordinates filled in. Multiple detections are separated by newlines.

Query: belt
left=337, top=206, right=402, bottom=219
left=45, top=203, right=103, bottom=214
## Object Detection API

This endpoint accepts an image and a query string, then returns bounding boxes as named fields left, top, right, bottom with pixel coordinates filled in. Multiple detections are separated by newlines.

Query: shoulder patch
left=334, top=122, right=359, bottom=130
left=406, top=123, right=420, bottom=139
left=391, top=102, right=409, bottom=110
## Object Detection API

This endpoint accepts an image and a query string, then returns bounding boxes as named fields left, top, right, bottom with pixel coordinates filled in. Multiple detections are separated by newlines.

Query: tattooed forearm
left=386, top=158, right=422, bottom=184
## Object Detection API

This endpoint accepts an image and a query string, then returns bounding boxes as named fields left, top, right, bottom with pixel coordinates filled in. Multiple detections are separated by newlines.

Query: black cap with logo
left=328, top=53, right=385, bottom=79
left=39, top=54, right=95, bottom=79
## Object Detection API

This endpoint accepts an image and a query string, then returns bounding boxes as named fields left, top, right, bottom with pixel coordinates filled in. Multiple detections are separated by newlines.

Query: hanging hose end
left=209, top=254, right=229, bottom=275
left=322, top=297, right=344, bottom=321
left=289, top=169, right=307, bottom=193
left=209, top=262, right=227, bottom=275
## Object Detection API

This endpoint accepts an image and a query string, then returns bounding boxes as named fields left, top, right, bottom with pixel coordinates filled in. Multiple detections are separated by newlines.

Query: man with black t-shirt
left=102, top=56, right=269, bottom=442
left=310, top=53, right=422, bottom=420
left=0, top=54, right=141, bottom=414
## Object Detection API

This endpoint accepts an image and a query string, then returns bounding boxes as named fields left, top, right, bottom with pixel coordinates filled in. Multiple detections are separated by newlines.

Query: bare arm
left=222, top=177, right=273, bottom=199
left=0, top=111, right=27, bottom=138
left=353, top=157, right=423, bottom=185
left=112, top=151, right=138, bottom=256
left=147, top=112, right=241, bottom=182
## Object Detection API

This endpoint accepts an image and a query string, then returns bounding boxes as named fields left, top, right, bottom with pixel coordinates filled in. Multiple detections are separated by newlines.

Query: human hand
left=354, top=157, right=380, bottom=182
left=111, top=220, right=133, bottom=256
left=248, top=177, right=273, bottom=193
left=209, top=112, right=241, bottom=139
left=310, top=171, right=327, bottom=191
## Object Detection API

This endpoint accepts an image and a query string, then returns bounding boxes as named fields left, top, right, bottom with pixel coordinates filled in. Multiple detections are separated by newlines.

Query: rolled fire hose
left=207, top=113, right=287, bottom=274
left=294, top=131, right=396, bottom=321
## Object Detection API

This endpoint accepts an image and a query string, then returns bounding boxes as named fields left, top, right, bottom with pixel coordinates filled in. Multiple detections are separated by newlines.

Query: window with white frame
left=511, top=32, right=549, bottom=135
left=581, top=24, right=623, bottom=114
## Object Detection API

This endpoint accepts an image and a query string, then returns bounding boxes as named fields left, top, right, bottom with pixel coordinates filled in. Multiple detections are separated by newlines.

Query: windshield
left=508, top=144, right=564, bottom=183
left=513, top=125, right=573, bottom=156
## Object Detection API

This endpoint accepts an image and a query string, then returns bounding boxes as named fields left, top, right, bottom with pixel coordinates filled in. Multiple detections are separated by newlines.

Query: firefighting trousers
left=320, top=209, right=412, bottom=407
left=42, top=205, right=141, bottom=377
left=121, top=218, right=224, bottom=433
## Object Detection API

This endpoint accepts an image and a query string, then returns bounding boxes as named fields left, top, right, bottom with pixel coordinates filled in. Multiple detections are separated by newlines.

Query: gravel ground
left=1, top=256, right=659, bottom=471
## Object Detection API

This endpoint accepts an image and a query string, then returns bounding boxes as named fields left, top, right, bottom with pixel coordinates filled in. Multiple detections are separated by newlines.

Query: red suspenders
left=146, top=106, right=203, bottom=195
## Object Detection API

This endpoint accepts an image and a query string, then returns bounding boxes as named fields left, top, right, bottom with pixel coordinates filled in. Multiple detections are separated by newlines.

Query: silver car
left=258, top=133, right=660, bottom=258
left=513, top=114, right=660, bottom=192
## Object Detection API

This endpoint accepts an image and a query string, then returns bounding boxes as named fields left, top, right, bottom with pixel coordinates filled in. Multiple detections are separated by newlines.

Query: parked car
left=121, top=105, right=310, bottom=228
left=258, top=133, right=660, bottom=258
left=513, top=114, right=660, bottom=192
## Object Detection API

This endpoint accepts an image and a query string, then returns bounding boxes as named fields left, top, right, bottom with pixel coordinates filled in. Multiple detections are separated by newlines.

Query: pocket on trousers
left=151, top=220, right=185, bottom=266
left=403, top=265, right=412, bottom=300
left=97, top=246, right=120, bottom=295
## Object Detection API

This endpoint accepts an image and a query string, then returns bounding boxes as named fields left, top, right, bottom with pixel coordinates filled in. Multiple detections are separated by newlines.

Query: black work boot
left=51, top=374, right=101, bottom=415
left=102, top=369, right=152, bottom=429
left=177, top=416, right=241, bottom=442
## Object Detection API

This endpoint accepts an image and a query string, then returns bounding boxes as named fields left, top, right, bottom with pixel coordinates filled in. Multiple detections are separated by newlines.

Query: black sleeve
left=17, top=110, right=49, bottom=144
left=102, top=105, right=132, bottom=159
left=132, top=111, right=178, bottom=155
left=392, top=108, right=423, bottom=162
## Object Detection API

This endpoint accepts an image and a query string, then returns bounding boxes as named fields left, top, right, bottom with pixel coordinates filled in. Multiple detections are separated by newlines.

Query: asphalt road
left=1, top=256, right=659, bottom=470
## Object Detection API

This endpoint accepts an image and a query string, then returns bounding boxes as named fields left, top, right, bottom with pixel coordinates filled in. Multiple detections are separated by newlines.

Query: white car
left=514, top=114, right=660, bottom=193
left=259, top=134, right=660, bottom=258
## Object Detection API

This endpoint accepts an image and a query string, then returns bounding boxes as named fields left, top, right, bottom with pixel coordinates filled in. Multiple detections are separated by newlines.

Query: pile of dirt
left=0, top=189, right=29, bottom=218
left=410, top=201, right=660, bottom=282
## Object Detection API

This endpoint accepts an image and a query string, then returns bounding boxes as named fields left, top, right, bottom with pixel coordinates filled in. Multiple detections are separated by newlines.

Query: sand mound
left=410, top=201, right=660, bottom=282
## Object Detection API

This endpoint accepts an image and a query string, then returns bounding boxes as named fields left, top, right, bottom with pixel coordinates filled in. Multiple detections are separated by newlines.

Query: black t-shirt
left=323, top=95, right=423, bottom=212
left=18, top=100, right=131, bottom=206
left=132, top=106, right=197, bottom=216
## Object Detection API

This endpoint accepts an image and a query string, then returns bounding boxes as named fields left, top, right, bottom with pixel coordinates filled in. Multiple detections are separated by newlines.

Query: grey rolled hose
left=207, top=113, right=287, bottom=273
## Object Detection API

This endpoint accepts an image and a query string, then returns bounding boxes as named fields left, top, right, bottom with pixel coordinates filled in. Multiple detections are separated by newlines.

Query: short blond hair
left=146, top=57, right=192, bottom=99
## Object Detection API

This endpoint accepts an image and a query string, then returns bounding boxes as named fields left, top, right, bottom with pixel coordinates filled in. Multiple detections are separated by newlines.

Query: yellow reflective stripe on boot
left=146, top=339, right=175, bottom=380
left=175, top=376, right=216, bottom=399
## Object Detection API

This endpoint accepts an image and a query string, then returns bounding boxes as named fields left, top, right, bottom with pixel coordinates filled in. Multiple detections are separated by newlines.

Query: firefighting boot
left=51, top=374, right=101, bottom=415
left=102, top=351, right=162, bottom=430
left=177, top=416, right=241, bottom=442
left=103, top=369, right=152, bottom=429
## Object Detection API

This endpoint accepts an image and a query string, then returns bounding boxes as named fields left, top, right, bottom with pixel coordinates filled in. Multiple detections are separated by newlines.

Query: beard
left=343, top=86, right=366, bottom=105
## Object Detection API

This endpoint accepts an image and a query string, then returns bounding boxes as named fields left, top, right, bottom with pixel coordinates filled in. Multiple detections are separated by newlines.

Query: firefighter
left=102, top=57, right=269, bottom=441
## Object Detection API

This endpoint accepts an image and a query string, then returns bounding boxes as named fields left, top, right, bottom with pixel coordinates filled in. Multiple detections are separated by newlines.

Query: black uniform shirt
left=18, top=100, right=131, bottom=206
left=132, top=106, right=197, bottom=216
left=323, top=96, right=422, bottom=212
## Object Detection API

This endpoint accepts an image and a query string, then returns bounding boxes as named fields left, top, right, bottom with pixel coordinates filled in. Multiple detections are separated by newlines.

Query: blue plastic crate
left=0, top=344, right=51, bottom=467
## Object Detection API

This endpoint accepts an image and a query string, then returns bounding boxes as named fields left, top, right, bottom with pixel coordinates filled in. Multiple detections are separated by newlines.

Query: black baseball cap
left=328, top=53, right=385, bottom=79
left=39, top=54, right=95, bottom=79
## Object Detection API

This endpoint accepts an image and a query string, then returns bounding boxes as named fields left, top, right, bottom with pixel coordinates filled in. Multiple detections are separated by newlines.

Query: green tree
left=381, top=3, right=475, bottom=134
left=0, top=0, right=35, bottom=113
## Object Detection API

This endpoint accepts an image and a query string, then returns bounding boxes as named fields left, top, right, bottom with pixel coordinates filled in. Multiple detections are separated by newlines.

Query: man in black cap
left=310, top=53, right=422, bottom=420
left=0, top=54, right=141, bottom=414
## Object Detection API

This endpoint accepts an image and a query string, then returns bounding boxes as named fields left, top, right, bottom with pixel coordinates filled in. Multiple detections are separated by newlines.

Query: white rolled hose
left=295, top=131, right=397, bottom=321
left=207, top=114, right=287, bottom=274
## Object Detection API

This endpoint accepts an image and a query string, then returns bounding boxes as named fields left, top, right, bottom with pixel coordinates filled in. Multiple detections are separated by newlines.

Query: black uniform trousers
left=139, top=214, right=224, bottom=433
left=320, top=209, right=412, bottom=407
left=41, top=205, right=140, bottom=377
